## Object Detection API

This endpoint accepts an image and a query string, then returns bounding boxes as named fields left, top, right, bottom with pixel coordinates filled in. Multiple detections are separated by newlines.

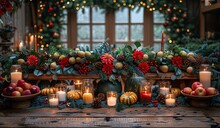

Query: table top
left=0, top=107, right=219, bottom=127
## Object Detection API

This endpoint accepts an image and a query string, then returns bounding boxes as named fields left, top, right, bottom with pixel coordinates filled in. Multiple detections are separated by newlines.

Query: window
left=76, top=8, right=105, bottom=49
left=64, top=8, right=165, bottom=51
left=115, top=7, right=144, bottom=46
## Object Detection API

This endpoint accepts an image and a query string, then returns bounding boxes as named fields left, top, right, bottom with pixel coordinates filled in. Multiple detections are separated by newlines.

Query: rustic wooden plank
left=0, top=116, right=215, bottom=128
left=0, top=107, right=209, bottom=117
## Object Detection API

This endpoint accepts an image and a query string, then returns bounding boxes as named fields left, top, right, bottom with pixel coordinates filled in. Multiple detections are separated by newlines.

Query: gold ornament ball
left=180, top=51, right=187, bottom=57
left=115, top=62, right=123, bottom=70
left=59, top=55, right=66, bottom=60
left=187, top=52, right=194, bottom=58
left=50, top=62, right=57, bottom=70
left=69, top=57, right=76, bottom=65
left=167, top=55, right=173, bottom=60
left=186, top=66, right=193, bottom=74
left=143, top=54, right=149, bottom=61
left=157, top=51, right=164, bottom=57
left=85, top=51, right=91, bottom=57
left=53, top=52, right=60, bottom=58
left=53, top=32, right=59, bottom=38
left=77, top=51, right=85, bottom=58
left=17, top=59, right=25, bottom=65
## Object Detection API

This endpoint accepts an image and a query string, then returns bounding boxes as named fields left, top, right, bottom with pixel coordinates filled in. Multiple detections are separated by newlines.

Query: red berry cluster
left=148, top=60, right=159, bottom=69
left=77, top=61, right=92, bottom=75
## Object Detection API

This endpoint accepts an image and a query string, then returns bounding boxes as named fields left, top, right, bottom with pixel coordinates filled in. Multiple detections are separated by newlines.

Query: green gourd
left=125, top=73, right=145, bottom=95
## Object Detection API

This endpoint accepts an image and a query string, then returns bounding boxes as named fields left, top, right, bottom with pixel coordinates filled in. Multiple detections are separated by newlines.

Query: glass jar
left=48, top=94, right=59, bottom=107
left=199, top=64, right=211, bottom=88
left=10, top=65, right=22, bottom=83
left=165, top=93, right=176, bottom=107
left=74, top=79, right=83, bottom=91
left=82, top=79, right=94, bottom=104
left=159, top=81, right=170, bottom=96
left=139, top=80, right=152, bottom=104
left=107, top=91, right=117, bottom=107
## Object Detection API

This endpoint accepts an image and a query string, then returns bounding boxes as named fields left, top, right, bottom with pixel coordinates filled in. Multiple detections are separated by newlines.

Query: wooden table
left=0, top=107, right=219, bottom=127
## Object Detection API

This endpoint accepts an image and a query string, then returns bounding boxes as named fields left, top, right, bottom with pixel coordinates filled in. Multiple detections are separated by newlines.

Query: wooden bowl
left=181, top=90, right=218, bottom=107
left=1, top=91, right=41, bottom=108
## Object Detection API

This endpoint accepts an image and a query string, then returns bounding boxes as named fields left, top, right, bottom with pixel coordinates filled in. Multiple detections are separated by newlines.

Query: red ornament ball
left=49, top=21, right=53, bottom=28
left=163, top=22, right=168, bottom=27
left=48, top=7, right=54, bottom=13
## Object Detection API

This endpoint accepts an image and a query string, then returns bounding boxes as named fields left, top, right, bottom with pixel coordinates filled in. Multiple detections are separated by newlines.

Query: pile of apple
left=182, top=82, right=217, bottom=96
left=3, top=80, right=40, bottom=96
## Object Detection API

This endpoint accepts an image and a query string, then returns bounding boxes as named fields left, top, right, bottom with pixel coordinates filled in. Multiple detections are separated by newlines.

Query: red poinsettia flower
left=172, top=56, right=183, bottom=69
left=133, top=50, right=144, bottom=61
left=5, top=2, right=12, bottom=11
left=0, top=9, right=4, bottom=16
left=138, top=62, right=150, bottom=74
left=102, top=64, right=114, bottom=75
left=100, top=53, right=114, bottom=64
left=59, top=57, right=69, bottom=69
left=27, top=55, right=38, bottom=66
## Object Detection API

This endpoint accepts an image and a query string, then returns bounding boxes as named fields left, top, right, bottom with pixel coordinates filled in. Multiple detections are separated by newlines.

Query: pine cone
left=157, top=94, right=165, bottom=104
left=94, top=62, right=103, bottom=69
left=183, top=59, right=191, bottom=67
left=187, top=56, right=196, bottom=63
left=93, top=98, right=102, bottom=108
left=117, top=54, right=125, bottom=61
left=195, top=55, right=203, bottom=66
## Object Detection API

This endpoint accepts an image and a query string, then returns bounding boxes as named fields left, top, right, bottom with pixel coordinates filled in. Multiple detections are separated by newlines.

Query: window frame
left=67, top=8, right=156, bottom=49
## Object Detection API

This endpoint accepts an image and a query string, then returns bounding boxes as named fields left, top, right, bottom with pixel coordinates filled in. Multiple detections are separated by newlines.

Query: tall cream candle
left=199, top=70, right=211, bottom=88
left=160, top=86, right=170, bottom=95
left=11, top=70, right=22, bottom=83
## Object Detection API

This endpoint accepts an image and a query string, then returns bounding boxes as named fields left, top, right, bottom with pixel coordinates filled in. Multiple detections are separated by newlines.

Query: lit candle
left=161, top=31, right=165, bottom=51
left=11, top=70, right=22, bottom=83
left=29, top=35, right=34, bottom=50
left=199, top=69, right=211, bottom=88
left=107, top=97, right=117, bottom=106
left=205, top=0, right=209, bottom=6
left=49, top=98, right=59, bottom=106
left=19, top=41, right=24, bottom=51
left=107, top=91, right=117, bottom=106
left=83, top=89, right=93, bottom=104
left=56, top=91, right=66, bottom=102
left=140, top=91, right=152, bottom=104
left=160, top=86, right=170, bottom=95
left=165, top=94, right=176, bottom=107
left=74, top=80, right=82, bottom=90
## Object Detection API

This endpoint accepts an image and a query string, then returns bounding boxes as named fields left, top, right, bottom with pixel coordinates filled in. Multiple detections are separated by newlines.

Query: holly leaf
left=134, top=41, right=141, bottom=48
left=34, top=69, right=43, bottom=76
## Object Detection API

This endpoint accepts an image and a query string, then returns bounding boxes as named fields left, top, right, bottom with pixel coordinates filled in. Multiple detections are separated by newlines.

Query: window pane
left=77, top=43, right=90, bottom=49
left=92, top=25, right=105, bottom=41
left=131, top=25, right=143, bottom=41
left=115, top=8, right=128, bottom=23
left=154, top=25, right=165, bottom=41
left=92, top=8, right=105, bottom=23
left=61, top=10, right=68, bottom=24
left=77, top=25, right=90, bottom=41
left=154, top=11, right=165, bottom=23
left=61, top=25, right=67, bottom=42
left=131, top=7, right=143, bottom=23
left=77, top=8, right=90, bottom=23
left=116, top=25, right=128, bottom=41
left=92, top=43, right=101, bottom=49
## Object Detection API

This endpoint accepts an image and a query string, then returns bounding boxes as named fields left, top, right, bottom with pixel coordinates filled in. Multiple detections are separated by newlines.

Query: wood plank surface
left=0, top=107, right=219, bottom=127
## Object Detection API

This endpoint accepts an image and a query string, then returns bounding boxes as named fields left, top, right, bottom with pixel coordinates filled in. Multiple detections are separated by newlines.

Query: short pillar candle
left=107, top=91, right=117, bottom=107
left=199, top=64, right=211, bottom=88
left=48, top=94, right=59, bottom=107
left=10, top=65, right=22, bottom=83
left=56, top=91, right=66, bottom=102
left=165, top=94, right=176, bottom=107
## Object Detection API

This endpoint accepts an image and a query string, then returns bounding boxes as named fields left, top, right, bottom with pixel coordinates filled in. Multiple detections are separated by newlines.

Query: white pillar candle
left=11, top=70, right=22, bottom=83
left=56, top=91, right=66, bottom=102
left=165, top=98, right=176, bottom=107
left=19, top=41, right=24, bottom=51
left=107, top=97, right=117, bottom=106
left=160, top=87, right=170, bottom=95
left=205, top=0, right=209, bottom=6
left=199, top=70, right=211, bottom=88
left=49, top=98, right=59, bottom=106
left=83, top=92, right=93, bottom=104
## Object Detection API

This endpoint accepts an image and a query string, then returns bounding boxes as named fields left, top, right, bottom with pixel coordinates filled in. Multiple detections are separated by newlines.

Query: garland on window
left=36, top=0, right=194, bottom=49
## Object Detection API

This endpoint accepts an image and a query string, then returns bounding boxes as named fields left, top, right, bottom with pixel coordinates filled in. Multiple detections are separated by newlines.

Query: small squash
left=171, top=88, right=181, bottom=97
left=125, top=73, right=145, bottom=95
left=120, top=92, right=138, bottom=105
left=41, top=87, right=57, bottom=95
left=67, top=90, right=82, bottom=100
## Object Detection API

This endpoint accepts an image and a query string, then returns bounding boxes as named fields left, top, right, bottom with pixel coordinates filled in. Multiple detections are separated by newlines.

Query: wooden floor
left=0, top=107, right=220, bottom=127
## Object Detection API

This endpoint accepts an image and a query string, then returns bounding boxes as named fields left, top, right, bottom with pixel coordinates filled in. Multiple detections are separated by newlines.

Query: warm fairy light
left=76, top=7, right=79, bottom=10
left=179, top=10, right=182, bottom=12
left=76, top=4, right=79, bottom=6
left=46, top=24, right=49, bottom=27
left=123, top=3, right=126, bottom=6
left=82, top=6, right=85, bottom=8
left=149, top=0, right=152, bottom=2
left=128, top=4, right=131, bottom=7
left=62, top=6, right=66, bottom=9
left=40, top=36, right=43, bottom=39
left=54, top=13, right=57, bottom=16
left=83, top=0, right=86, bottom=4
left=169, top=40, right=172, bottom=43
left=138, top=4, right=140, bottom=6
left=151, top=3, right=154, bottom=6
left=41, top=45, right=44, bottom=48
left=40, top=4, right=43, bottom=7
left=72, top=0, right=75, bottom=1
left=46, top=44, right=49, bottom=47
left=140, top=2, right=143, bottom=4
left=67, top=1, right=70, bottom=4
left=149, top=8, right=152, bottom=11
left=187, top=29, right=190, bottom=32
left=173, top=6, right=176, bottom=10
left=60, top=0, right=64, bottom=3
left=147, top=5, right=150, bottom=8
left=153, top=7, right=155, bottom=10
left=131, top=5, right=134, bottom=8
left=164, top=4, right=167, bottom=7
left=142, top=3, right=146, bottom=6
left=159, top=7, right=162, bottom=10
left=118, top=4, right=120, bottom=7
left=113, top=0, right=116, bottom=3
left=39, top=29, right=43, bottom=32
left=179, top=0, right=182, bottom=3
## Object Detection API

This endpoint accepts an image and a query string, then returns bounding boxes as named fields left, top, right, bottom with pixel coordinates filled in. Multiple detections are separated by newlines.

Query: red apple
left=14, top=86, right=23, bottom=93
left=183, top=87, right=192, bottom=94
left=12, top=91, right=21, bottom=96
left=206, top=87, right=217, bottom=95
left=195, top=87, right=206, bottom=96
left=22, top=90, right=31, bottom=96
left=3, top=88, right=7, bottom=95
left=9, top=82, right=17, bottom=89
left=22, top=82, right=31, bottom=90
left=5, top=86, right=14, bottom=96
left=190, top=91, right=196, bottom=95
left=17, top=80, right=25, bottom=87
left=30, top=85, right=40, bottom=94
left=192, top=82, right=204, bottom=91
